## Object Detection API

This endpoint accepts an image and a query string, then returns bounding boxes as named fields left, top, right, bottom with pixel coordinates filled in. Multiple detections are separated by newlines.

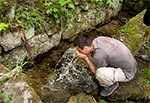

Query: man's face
left=76, top=46, right=91, bottom=54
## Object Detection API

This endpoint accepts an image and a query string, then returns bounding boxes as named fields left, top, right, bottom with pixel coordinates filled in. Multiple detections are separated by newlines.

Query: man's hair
left=74, top=32, right=92, bottom=49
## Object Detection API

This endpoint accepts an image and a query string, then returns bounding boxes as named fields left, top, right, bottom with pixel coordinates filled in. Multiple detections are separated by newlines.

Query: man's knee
left=95, top=67, right=116, bottom=87
left=96, top=68, right=105, bottom=79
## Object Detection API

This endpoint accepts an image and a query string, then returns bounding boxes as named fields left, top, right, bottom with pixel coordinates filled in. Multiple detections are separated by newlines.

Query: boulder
left=28, top=32, right=61, bottom=58
left=0, top=32, right=22, bottom=52
left=114, top=9, right=150, bottom=55
left=2, top=77, right=43, bottom=103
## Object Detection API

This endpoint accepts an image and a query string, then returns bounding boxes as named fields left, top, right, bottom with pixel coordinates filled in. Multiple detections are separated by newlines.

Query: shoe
left=100, top=82, right=119, bottom=96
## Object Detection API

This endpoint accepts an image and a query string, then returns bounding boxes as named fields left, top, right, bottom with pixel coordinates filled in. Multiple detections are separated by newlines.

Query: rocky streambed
left=1, top=9, right=150, bottom=103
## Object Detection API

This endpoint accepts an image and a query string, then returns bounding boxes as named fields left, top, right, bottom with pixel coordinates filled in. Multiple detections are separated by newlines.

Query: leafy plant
left=0, top=23, right=8, bottom=31
left=140, top=68, right=150, bottom=84
left=44, top=0, right=75, bottom=24
left=15, top=5, right=44, bottom=30
left=0, top=0, right=4, bottom=4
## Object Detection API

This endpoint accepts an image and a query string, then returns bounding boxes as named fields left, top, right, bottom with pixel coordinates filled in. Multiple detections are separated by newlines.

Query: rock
left=96, top=20, right=123, bottom=36
left=139, top=55, right=150, bottom=62
left=62, top=0, right=122, bottom=39
left=0, top=32, right=22, bottom=51
left=28, top=32, right=61, bottom=58
left=2, top=77, right=43, bottom=103
left=123, top=0, right=148, bottom=16
left=40, top=47, right=150, bottom=103
left=115, top=9, right=150, bottom=55
left=0, top=0, right=123, bottom=67
left=25, top=27, right=35, bottom=40
left=41, top=48, right=99, bottom=103
left=1, top=47, right=27, bottom=68
left=68, top=93, right=98, bottom=103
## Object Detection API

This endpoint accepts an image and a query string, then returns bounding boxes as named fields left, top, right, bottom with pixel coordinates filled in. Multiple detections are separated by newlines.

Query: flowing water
left=40, top=48, right=99, bottom=103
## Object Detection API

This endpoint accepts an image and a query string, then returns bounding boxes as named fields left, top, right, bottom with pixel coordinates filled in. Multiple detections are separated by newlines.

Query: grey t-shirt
left=93, top=36, right=137, bottom=79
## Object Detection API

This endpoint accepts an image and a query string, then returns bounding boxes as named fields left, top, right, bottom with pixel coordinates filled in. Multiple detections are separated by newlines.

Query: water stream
left=40, top=48, right=99, bottom=103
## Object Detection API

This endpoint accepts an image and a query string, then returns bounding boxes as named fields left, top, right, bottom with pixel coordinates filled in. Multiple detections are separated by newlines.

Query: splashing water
left=42, top=48, right=88, bottom=90
left=41, top=48, right=99, bottom=103
left=55, top=48, right=81, bottom=82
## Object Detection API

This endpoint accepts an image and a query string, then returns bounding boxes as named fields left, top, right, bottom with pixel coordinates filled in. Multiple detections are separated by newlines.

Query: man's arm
left=74, top=48, right=96, bottom=74
left=85, top=57, right=96, bottom=74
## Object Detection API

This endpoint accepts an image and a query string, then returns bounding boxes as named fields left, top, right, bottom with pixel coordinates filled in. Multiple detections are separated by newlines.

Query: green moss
left=68, top=93, right=97, bottom=103
left=138, top=68, right=150, bottom=85
left=137, top=68, right=150, bottom=99
left=114, top=10, right=149, bottom=55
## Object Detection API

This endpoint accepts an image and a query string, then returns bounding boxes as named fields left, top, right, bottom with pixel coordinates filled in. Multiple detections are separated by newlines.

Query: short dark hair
left=74, top=33, right=92, bottom=49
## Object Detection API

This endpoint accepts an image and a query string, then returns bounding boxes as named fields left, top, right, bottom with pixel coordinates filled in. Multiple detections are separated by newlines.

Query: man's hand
left=74, top=47, right=87, bottom=59
left=74, top=47, right=96, bottom=74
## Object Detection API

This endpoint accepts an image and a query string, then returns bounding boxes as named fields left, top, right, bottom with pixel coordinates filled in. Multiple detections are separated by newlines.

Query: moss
left=138, top=68, right=150, bottom=87
left=68, top=93, right=97, bottom=103
left=114, top=10, right=149, bottom=55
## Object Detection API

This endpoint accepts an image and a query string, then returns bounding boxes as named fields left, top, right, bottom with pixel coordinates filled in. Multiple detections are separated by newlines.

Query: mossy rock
left=114, top=9, right=150, bottom=55
left=67, top=93, right=98, bottom=103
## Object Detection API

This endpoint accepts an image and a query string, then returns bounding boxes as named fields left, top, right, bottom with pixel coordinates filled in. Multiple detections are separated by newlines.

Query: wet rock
left=2, top=77, right=43, bottom=103
left=40, top=48, right=150, bottom=103
left=41, top=48, right=99, bottom=103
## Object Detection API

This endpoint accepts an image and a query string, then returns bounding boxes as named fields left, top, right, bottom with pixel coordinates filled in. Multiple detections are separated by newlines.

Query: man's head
left=74, top=33, right=93, bottom=54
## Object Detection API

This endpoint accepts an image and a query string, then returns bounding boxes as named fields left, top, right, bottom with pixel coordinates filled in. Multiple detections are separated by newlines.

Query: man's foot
left=100, top=82, right=119, bottom=96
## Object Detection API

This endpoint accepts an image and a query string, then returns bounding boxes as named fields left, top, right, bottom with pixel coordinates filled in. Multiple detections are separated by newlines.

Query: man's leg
left=96, top=67, right=130, bottom=96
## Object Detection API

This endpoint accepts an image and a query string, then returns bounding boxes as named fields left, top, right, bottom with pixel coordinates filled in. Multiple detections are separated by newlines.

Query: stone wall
left=0, top=0, right=123, bottom=67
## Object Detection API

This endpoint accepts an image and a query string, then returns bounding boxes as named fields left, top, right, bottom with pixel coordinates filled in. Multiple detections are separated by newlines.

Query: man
left=74, top=33, right=137, bottom=96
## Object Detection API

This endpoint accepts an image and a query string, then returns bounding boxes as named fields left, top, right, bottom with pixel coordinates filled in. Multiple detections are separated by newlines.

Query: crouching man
left=74, top=33, right=137, bottom=96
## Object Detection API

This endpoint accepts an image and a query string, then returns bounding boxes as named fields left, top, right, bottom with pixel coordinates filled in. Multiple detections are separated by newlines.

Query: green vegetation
left=0, top=92, right=11, bottom=103
left=15, top=6, right=44, bottom=30
left=0, top=0, right=113, bottom=34
left=0, top=23, right=8, bottom=31
left=0, top=61, right=27, bottom=102
left=139, top=68, right=150, bottom=85
left=0, top=61, right=28, bottom=83
left=44, top=0, right=75, bottom=25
